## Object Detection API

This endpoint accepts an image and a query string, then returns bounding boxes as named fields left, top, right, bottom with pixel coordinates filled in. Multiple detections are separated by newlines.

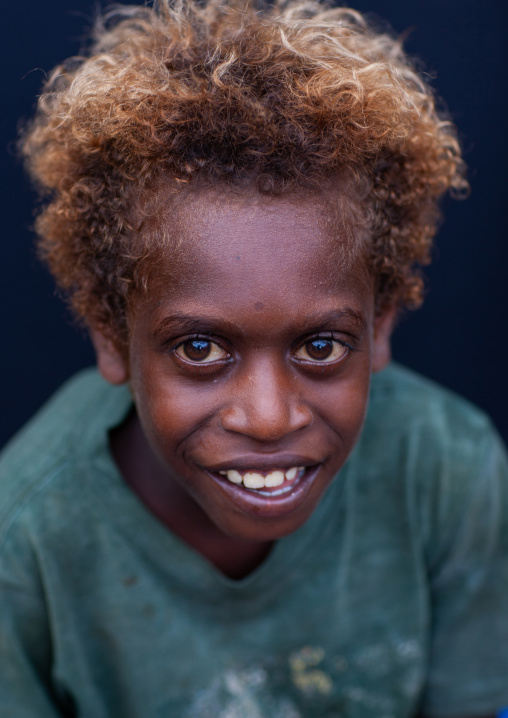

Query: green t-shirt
left=0, top=363, right=507, bottom=718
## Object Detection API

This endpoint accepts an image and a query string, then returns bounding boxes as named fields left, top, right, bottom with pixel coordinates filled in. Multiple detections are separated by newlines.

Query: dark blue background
left=1, top=0, right=507, bottom=448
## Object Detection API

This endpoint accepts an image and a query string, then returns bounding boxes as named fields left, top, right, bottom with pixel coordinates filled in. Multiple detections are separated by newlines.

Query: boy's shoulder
left=369, top=361, right=496, bottom=442
left=0, top=369, right=131, bottom=543
left=361, top=362, right=505, bottom=502
left=360, top=363, right=507, bottom=570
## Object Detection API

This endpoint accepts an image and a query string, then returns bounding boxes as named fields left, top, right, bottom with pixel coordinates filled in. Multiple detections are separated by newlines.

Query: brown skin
left=92, top=188, right=394, bottom=578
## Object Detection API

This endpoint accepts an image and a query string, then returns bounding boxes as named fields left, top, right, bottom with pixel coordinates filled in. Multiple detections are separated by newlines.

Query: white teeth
left=225, top=470, right=243, bottom=484
left=264, top=470, right=285, bottom=487
left=243, top=472, right=265, bottom=489
left=218, top=466, right=305, bottom=490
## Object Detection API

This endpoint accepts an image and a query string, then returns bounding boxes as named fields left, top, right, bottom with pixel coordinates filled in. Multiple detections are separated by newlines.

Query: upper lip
left=204, top=454, right=320, bottom=473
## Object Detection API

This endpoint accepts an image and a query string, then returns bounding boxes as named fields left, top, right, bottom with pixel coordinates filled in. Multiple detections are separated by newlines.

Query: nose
left=218, top=355, right=313, bottom=442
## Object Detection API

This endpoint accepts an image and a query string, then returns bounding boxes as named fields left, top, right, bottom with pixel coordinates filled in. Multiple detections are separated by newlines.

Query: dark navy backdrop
left=1, top=0, right=507, bottom=448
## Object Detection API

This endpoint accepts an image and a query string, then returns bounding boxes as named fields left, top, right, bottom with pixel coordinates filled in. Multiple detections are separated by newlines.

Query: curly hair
left=21, top=0, right=467, bottom=341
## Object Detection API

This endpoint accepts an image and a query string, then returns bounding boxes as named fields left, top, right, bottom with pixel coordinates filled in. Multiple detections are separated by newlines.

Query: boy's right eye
left=175, top=339, right=229, bottom=364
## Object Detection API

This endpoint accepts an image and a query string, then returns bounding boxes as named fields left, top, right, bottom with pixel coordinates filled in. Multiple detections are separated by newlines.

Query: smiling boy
left=1, top=1, right=507, bottom=716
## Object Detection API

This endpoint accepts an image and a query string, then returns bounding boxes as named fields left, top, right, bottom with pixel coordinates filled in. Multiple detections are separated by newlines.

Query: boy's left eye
left=175, top=339, right=229, bottom=363
left=294, top=338, right=348, bottom=363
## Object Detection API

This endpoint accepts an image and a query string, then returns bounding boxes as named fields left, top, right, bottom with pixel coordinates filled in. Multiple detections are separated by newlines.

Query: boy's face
left=95, top=188, right=393, bottom=543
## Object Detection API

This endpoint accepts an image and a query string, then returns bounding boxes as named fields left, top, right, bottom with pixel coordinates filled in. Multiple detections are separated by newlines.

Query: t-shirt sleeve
left=420, top=421, right=508, bottom=717
left=0, top=521, right=64, bottom=717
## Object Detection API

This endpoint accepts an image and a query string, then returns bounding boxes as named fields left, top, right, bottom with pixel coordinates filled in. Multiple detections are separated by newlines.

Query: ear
left=89, top=325, right=129, bottom=385
left=371, top=307, right=397, bottom=373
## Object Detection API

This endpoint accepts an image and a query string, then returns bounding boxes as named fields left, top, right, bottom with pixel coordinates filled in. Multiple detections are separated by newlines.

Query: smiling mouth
left=215, top=466, right=306, bottom=496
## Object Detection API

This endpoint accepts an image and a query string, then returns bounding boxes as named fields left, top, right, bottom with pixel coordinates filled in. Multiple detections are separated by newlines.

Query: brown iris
left=305, top=339, right=334, bottom=360
left=181, top=339, right=212, bottom=361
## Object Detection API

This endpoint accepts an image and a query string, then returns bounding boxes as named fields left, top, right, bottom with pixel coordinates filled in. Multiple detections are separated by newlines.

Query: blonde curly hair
left=21, top=0, right=467, bottom=341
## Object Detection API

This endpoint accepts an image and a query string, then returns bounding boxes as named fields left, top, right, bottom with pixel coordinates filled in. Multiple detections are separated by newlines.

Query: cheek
left=315, top=369, right=371, bottom=443
left=130, top=359, right=218, bottom=452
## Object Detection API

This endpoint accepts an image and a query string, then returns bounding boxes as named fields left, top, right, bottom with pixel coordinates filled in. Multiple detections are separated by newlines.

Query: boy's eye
left=294, top=338, right=348, bottom=363
left=175, top=339, right=228, bottom=363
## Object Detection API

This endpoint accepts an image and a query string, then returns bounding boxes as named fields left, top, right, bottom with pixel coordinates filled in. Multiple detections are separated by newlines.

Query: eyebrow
left=153, top=307, right=366, bottom=339
left=297, top=308, right=367, bottom=334
left=153, top=314, right=241, bottom=339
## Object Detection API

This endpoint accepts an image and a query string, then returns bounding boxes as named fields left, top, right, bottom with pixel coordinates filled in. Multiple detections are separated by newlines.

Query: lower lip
left=205, top=465, right=321, bottom=518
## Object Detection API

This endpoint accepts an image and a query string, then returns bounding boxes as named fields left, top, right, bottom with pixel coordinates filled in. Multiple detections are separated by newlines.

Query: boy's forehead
left=141, top=184, right=371, bottom=299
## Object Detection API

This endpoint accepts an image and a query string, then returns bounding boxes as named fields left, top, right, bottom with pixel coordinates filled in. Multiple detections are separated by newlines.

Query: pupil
left=184, top=340, right=211, bottom=361
left=307, top=339, right=332, bottom=360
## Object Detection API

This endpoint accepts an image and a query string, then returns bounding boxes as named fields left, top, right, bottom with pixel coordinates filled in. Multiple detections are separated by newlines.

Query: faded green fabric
left=0, top=364, right=507, bottom=718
